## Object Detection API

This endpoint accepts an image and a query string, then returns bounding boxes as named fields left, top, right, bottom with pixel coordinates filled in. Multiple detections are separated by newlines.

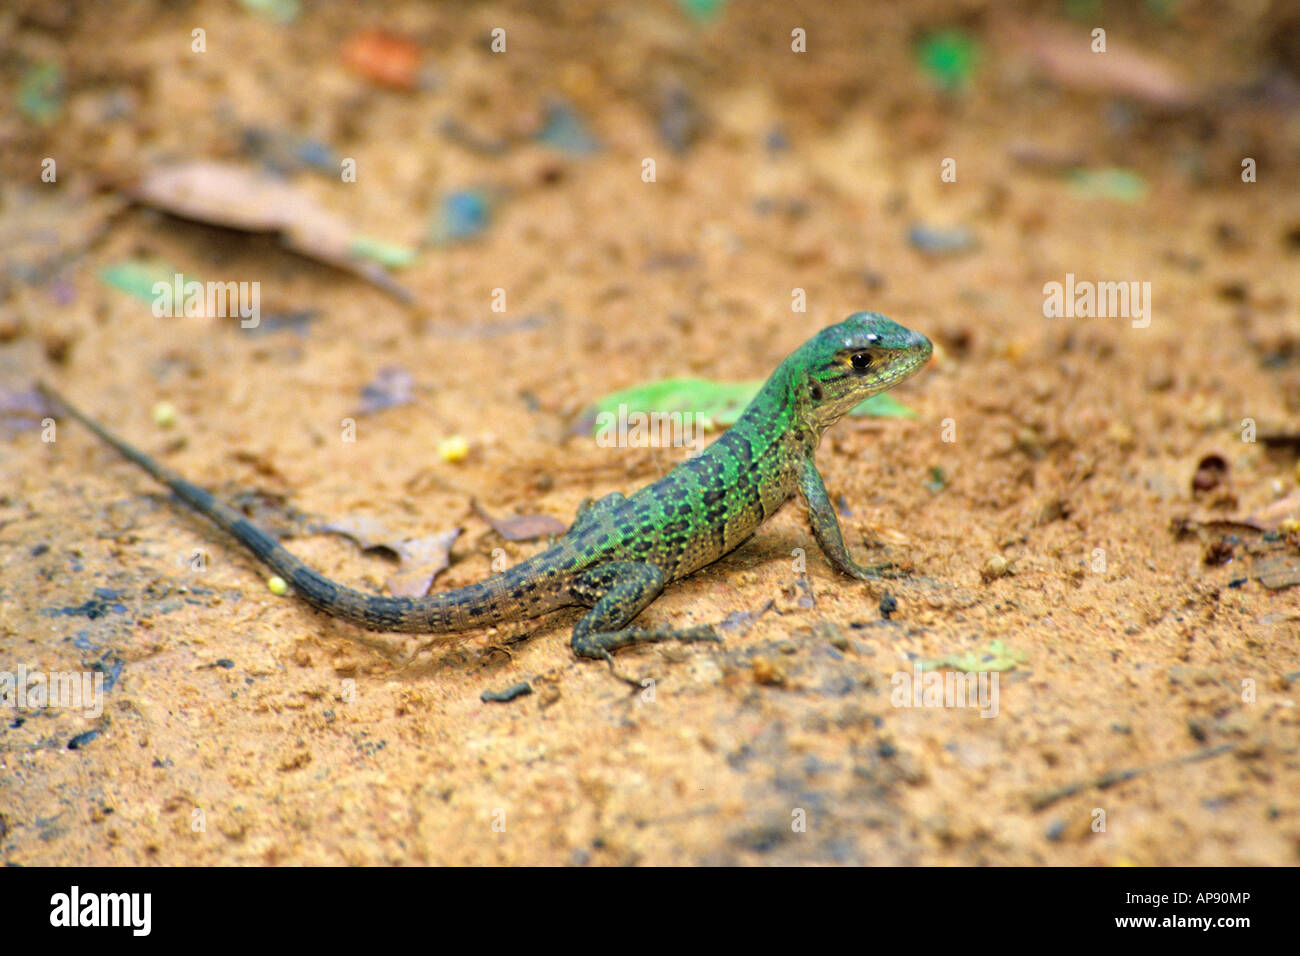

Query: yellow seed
left=152, top=401, right=177, bottom=427
left=267, top=575, right=288, bottom=596
left=438, top=435, right=469, bottom=463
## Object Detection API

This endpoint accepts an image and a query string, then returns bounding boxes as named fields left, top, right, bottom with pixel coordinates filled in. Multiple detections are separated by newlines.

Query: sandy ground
left=1, top=0, right=1298, bottom=865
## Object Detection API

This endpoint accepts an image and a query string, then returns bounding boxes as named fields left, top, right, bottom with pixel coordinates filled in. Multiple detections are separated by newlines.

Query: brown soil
left=1, top=0, right=1298, bottom=865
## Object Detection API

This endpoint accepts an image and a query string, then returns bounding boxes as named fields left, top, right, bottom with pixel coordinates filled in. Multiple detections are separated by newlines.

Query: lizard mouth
left=873, top=334, right=933, bottom=391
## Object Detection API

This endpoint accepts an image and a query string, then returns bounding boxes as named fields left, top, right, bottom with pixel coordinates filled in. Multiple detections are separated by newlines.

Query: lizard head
left=797, top=312, right=932, bottom=432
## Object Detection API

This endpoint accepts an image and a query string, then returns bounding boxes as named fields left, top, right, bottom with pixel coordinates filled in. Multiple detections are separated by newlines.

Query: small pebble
left=481, top=681, right=533, bottom=703
left=68, top=729, right=101, bottom=750
left=817, top=621, right=850, bottom=651
left=1192, top=455, right=1228, bottom=494
left=879, top=593, right=898, bottom=620
left=908, top=223, right=977, bottom=256
left=982, top=554, right=1010, bottom=581
left=751, top=657, right=786, bottom=686
left=0, top=315, right=25, bottom=342
left=431, top=191, right=491, bottom=244
left=1106, top=421, right=1135, bottom=450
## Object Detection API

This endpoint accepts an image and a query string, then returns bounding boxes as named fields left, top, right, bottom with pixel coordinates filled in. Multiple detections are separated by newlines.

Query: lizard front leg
left=569, top=561, right=719, bottom=684
left=796, top=456, right=897, bottom=580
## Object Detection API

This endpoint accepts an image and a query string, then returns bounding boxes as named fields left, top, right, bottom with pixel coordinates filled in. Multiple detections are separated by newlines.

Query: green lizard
left=37, top=312, right=931, bottom=681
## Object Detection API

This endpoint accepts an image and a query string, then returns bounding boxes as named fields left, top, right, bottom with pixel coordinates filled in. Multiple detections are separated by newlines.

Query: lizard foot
left=847, top=561, right=908, bottom=581
left=573, top=625, right=721, bottom=687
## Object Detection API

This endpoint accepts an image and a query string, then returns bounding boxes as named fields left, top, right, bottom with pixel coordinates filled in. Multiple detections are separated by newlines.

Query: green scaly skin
left=38, top=312, right=932, bottom=681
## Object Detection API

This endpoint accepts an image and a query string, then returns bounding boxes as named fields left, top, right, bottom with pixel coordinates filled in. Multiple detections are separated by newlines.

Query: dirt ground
left=2, top=0, right=1298, bottom=865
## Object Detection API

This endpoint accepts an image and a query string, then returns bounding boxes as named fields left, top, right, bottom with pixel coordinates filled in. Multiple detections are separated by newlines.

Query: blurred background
left=2, top=1, right=1298, bottom=866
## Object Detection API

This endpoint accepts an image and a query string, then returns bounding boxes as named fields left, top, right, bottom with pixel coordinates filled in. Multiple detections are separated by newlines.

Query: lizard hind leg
left=570, top=491, right=629, bottom=533
left=569, top=561, right=719, bottom=685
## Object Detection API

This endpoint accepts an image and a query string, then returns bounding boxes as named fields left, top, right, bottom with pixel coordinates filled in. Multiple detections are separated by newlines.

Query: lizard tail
left=36, top=382, right=542, bottom=635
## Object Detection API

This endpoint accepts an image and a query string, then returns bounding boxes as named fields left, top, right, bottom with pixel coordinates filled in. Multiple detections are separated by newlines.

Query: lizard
left=37, top=311, right=932, bottom=683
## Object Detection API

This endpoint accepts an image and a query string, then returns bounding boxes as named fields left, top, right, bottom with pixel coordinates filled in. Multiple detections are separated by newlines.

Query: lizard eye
left=850, top=352, right=873, bottom=371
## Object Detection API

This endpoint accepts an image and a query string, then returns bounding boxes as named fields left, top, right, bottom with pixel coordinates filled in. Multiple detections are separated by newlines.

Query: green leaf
left=99, top=259, right=196, bottom=303
left=1068, top=167, right=1147, bottom=204
left=350, top=235, right=418, bottom=269
left=919, top=639, right=1028, bottom=673
left=586, top=377, right=916, bottom=434
left=850, top=392, right=917, bottom=419
left=18, top=62, right=63, bottom=126
left=915, top=30, right=980, bottom=92
left=590, top=378, right=753, bottom=431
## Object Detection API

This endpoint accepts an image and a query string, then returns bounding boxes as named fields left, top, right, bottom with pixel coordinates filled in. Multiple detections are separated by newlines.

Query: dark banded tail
left=37, top=382, right=554, bottom=634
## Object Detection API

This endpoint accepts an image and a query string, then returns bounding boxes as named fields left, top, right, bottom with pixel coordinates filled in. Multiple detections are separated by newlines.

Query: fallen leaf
left=99, top=259, right=197, bottom=302
left=385, top=529, right=461, bottom=597
left=131, top=161, right=413, bottom=302
left=919, top=639, right=1027, bottom=672
left=1012, top=21, right=1194, bottom=110
left=319, top=516, right=398, bottom=554
left=320, top=517, right=461, bottom=597
left=1243, top=494, right=1300, bottom=533
left=1254, top=555, right=1300, bottom=591
left=342, top=29, right=421, bottom=90
left=578, top=376, right=916, bottom=436
left=1177, top=494, right=1300, bottom=535
left=18, top=61, right=63, bottom=125
left=471, top=499, right=567, bottom=541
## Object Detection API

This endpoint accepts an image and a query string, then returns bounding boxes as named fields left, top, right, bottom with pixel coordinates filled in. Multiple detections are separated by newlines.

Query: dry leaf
left=342, top=29, right=422, bottom=90
left=320, top=517, right=461, bottom=597
left=1243, top=494, right=1300, bottom=533
left=132, top=161, right=413, bottom=302
left=320, top=516, right=399, bottom=554
left=1178, top=494, right=1300, bottom=535
left=1254, top=555, right=1300, bottom=591
left=471, top=499, right=567, bottom=541
left=1011, top=22, right=1194, bottom=110
left=385, top=529, right=462, bottom=597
